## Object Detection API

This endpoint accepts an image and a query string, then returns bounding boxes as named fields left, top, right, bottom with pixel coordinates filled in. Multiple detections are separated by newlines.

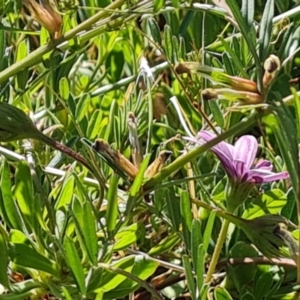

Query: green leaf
left=241, top=0, right=254, bottom=28
left=0, top=230, right=9, bottom=288
left=171, top=0, right=179, bottom=8
left=106, top=173, right=119, bottom=236
left=61, top=286, right=73, bottom=300
left=14, top=161, right=35, bottom=228
left=114, top=223, right=143, bottom=251
left=165, top=187, right=181, bottom=232
left=0, top=160, right=22, bottom=230
left=164, top=25, right=173, bottom=63
left=154, top=0, right=164, bottom=12
left=16, top=40, right=29, bottom=90
left=225, top=0, right=259, bottom=76
left=242, top=189, right=287, bottom=219
left=254, top=272, right=273, bottom=299
left=103, top=99, right=117, bottom=142
left=214, top=286, right=233, bottom=300
left=220, top=37, right=248, bottom=78
left=292, top=87, right=300, bottom=139
left=179, top=10, right=194, bottom=37
left=196, top=244, right=205, bottom=295
left=183, top=255, right=196, bottom=299
left=129, top=154, right=151, bottom=197
left=10, top=229, right=30, bottom=245
left=148, top=17, right=161, bottom=45
left=76, top=94, right=91, bottom=122
left=241, top=292, right=256, bottom=300
left=0, top=291, right=32, bottom=299
left=258, top=0, right=274, bottom=61
left=55, top=173, right=75, bottom=209
left=271, top=104, right=299, bottom=203
left=179, top=36, right=186, bottom=59
left=282, top=188, right=295, bottom=220
left=72, top=198, right=98, bottom=265
left=0, top=27, right=6, bottom=71
left=208, top=100, right=224, bottom=128
left=148, top=233, right=180, bottom=255
left=9, top=279, right=42, bottom=295
left=87, top=109, right=104, bottom=139
left=222, top=52, right=234, bottom=76
left=228, top=242, right=257, bottom=286
left=172, top=36, right=179, bottom=63
left=64, top=236, right=86, bottom=295
left=180, top=190, right=193, bottom=248
left=9, top=242, right=59, bottom=278
left=59, top=77, right=70, bottom=101
left=103, top=255, right=159, bottom=299
left=264, top=271, right=284, bottom=298
left=202, top=210, right=216, bottom=253
left=92, top=256, right=135, bottom=293
left=191, top=219, right=202, bottom=270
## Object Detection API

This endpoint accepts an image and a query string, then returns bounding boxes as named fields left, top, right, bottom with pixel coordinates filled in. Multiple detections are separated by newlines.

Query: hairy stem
left=36, top=132, right=92, bottom=172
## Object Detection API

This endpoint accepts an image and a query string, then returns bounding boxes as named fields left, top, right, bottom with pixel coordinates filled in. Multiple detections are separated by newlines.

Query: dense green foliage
left=0, top=0, right=300, bottom=299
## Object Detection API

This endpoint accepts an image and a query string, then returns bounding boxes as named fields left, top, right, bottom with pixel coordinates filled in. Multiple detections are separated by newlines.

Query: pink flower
left=187, top=131, right=289, bottom=184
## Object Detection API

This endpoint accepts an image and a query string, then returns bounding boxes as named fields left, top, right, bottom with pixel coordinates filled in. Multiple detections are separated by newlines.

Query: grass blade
left=258, top=0, right=274, bottom=61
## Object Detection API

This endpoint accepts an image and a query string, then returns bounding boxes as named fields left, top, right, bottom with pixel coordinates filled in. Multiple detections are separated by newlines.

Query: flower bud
left=22, top=0, right=62, bottom=38
left=202, top=88, right=263, bottom=104
left=201, top=88, right=218, bottom=100
left=144, top=150, right=172, bottom=179
left=263, top=55, right=281, bottom=88
left=93, top=139, right=138, bottom=179
left=175, top=62, right=258, bottom=92
left=229, top=76, right=258, bottom=93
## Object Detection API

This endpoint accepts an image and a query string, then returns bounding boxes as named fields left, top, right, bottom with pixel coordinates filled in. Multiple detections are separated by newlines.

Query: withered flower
left=22, top=0, right=62, bottom=38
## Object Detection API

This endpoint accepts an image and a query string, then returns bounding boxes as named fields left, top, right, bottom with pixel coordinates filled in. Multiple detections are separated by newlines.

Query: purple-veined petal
left=255, top=160, right=273, bottom=170
left=250, top=176, right=265, bottom=184
left=234, top=160, right=245, bottom=178
left=184, top=132, right=236, bottom=178
left=198, top=131, right=236, bottom=178
left=219, top=159, right=237, bottom=179
left=186, top=131, right=289, bottom=186
left=198, top=131, right=234, bottom=161
left=246, top=169, right=289, bottom=183
left=233, top=135, right=257, bottom=171
left=242, top=171, right=264, bottom=183
left=258, top=171, right=290, bottom=182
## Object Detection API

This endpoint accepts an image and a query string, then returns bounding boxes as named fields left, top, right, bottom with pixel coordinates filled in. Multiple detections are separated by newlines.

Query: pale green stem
left=205, top=219, right=230, bottom=283
left=204, top=180, right=245, bottom=283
